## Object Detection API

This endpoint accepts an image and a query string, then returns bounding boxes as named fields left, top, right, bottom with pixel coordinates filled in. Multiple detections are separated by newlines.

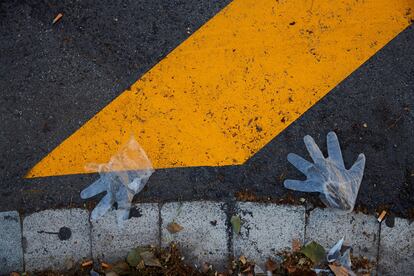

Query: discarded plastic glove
left=284, top=131, right=365, bottom=212
left=81, top=136, right=154, bottom=224
left=327, top=238, right=356, bottom=276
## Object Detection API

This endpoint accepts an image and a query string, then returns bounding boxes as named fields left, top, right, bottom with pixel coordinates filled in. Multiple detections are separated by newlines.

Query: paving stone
left=306, top=208, right=379, bottom=260
left=234, top=202, right=305, bottom=268
left=91, top=203, right=159, bottom=263
left=23, top=209, right=91, bottom=272
left=161, top=201, right=228, bottom=269
left=379, top=217, right=414, bottom=275
left=0, top=211, right=23, bottom=274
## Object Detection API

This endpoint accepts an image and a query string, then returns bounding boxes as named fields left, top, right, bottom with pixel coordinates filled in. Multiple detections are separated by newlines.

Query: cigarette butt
left=52, top=13, right=63, bottom=24
left=81, top=260, right=93, bottom=267
left=101, top=262, right=111, bottom=269
left=378, top=210, right=387, bottom=222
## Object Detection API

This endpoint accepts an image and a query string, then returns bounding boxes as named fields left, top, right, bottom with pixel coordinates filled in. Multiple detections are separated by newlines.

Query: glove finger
left=90, top=193, right=113, bottom=220
left=287, top=153, right=314, bottom=175
left=349, top=153, right=366, bottom=177
left=284, top=179, right=322, bottom=192
left=304, top=135, right=325, bottom=164
left=80, top=178, right=107, bottom=199
left=327, top=132, right=345, bottom=168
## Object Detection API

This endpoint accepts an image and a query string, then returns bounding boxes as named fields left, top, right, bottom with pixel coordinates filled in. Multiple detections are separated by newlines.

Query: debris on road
left=239, top=255, right=247, bottom=265
left=52, top=13, right=63, bottom=24
left=80, top=136, right=154, bottom=225
left=27, top=240, right=375, bottom=275
left=167, top=221, right=184, bottom=234
left=292, top=239, right=302, bottom=252
left=327, top=238, right=345, bottom=262
left=325, top=238, right=355, bottom=276
left=300, top=241, right=325, bottom=264
left=284, top=131, right=366, bottom=212
left=328, top=263, right=348, bottom=276
left=100, top=262, right=110, bottom=270
left=265, top=258, right=279, bottom=274
left=231, top=215, right=242, bottom=235
left=377, top=210, right=387, bottom=222
left=123, top=243, right=202, bottom=275
left=81, top=260, right=93, bottom=267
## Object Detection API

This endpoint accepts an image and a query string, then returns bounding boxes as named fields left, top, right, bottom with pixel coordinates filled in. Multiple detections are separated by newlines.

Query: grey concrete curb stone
left=161, top=201, right=228, bottom=269
left=2, top=201, right=414, bottom=273
left=23, top=209, right=91, bottom=272
left=91, top=203, right=159, bottom=263
left=379, top=217, right=414, bottom=275
left=234, top=202, right=306, bottom=268
left=306, top=208, right=379, bottom=260
left=0, top=211, right=23, bottom=274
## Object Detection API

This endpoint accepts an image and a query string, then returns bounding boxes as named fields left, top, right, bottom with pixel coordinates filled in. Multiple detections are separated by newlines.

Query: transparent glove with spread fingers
left=80, top=136, right=154, bottom=225
left=284, top=132, right=366, bottom=212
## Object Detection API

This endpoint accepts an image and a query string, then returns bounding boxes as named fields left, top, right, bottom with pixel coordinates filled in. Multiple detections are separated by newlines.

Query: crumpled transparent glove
left=81, top=136, right=154, bottom=224
left=284, top=132, right=366, bottom=212
left=327, top=238, right=356, bottom=276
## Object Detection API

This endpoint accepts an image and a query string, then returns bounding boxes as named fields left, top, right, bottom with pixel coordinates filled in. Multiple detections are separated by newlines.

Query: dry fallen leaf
left=167, top=222, right=184, bottom=233
left=242, top=265, right=252, bottom=273
left=140, top=251, right=162, bottom=267
left=287, top=265, right=297, bottom=273
left=298, top=258, right=307, bottom=265
left=201, top=262, right=211, bottom=273
left=300, top=241, right=325, bottom=264
left=239, top=255, right=247, bottom=265
left=329, top=264, right=348, bottom=276
left=265, top=258, right=278, bottom=272
left=137, top=259, right=145, bottom=270
left=230, top=215, right=242, bottom=235
left=111, top=261, right=130, bottom=275
left=10, top=272, right=20, bottom=276
left=292, top=239, right=302, bottom=252
left=52, top=13, right=63, bottom=24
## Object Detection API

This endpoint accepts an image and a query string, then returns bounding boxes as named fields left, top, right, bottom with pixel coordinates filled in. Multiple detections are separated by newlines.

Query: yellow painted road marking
left=27, top=0, right=414, bottom=177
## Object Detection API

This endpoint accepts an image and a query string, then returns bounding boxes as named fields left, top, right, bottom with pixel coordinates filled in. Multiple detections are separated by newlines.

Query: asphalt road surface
left=1, top=0, right=413, bottom=218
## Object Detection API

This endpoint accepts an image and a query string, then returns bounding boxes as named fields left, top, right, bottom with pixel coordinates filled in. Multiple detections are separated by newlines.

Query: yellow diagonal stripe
left=27, top=0, right=414, bottom=177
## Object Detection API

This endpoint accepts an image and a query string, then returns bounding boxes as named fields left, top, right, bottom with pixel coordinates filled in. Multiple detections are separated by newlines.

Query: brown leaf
left=287, top=265, right=297, bottom=273
left=137, top=259, right=145, bottom=270
left=10, top=273, right=20, bottom=276
left=329, top=264, right=348, bottom=276
left=201, top=262, right=211, bottom=273
left=242, top=265, right=252, bottom=273
left=111, top=261, right=130, bottom=275
left=292, top=239, right=301, bottom=252
left=167, top=222, right=184, bottom=234
left=265, top=258, right=278, bottom=272
left=140, top=251, right=162, bottom=267
left=239, top=255, right=247, bottom=265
